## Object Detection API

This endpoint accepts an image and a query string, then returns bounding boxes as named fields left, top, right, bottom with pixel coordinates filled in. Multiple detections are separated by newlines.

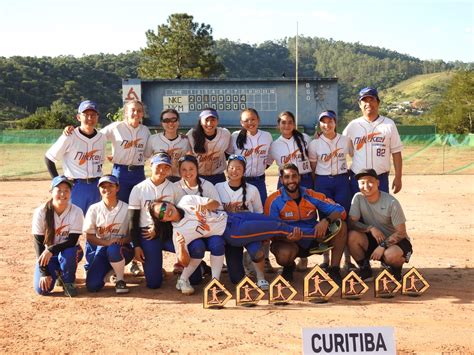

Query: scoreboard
left=122, top=78, right=338, bottom=133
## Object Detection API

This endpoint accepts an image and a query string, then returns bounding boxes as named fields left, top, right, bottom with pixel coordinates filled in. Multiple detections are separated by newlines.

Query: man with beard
left=264, top=163, right=347, bottom=284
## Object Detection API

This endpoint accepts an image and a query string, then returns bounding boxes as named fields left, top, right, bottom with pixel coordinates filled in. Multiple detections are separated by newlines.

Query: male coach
left=343, top=87, right=403, bottom=195
left=347, top=168, right=413, bottom=281
left=264, top=163, right=347, bottom=284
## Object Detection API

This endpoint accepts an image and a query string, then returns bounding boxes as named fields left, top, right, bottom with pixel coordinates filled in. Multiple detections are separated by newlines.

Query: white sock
left=210, top=254, right=224, bottom=280
left=180, top=258, right=201, bottom=281
left=254, top=260, right=265, bottom=281
left=110, top=259, right=125, bottom=281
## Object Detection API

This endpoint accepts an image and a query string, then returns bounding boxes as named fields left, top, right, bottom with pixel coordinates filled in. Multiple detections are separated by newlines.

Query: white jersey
left=83, top=200, right=129, bottom=240
left=146, top=133, right=191, bottom=177
left=174, top=178, right=221, bottom=204
left=100, top=121, right=150, bottom=166
left=215, top=182, right=263, bottom=213
left=128, top=178, right=180, bottom=228
left=230, top=129, right=273, bottom=177
left=343, top=115, right=403, bottom=175
left=268, top=133, right=313, bottom=175
left=45, top=128, right=106, bottom=179
left=186, top=127, right=232, bottom=175
left=308, top=134, right=352, bottom=175
left=32, top=202, right=83, bottom=246
left=172, top=195, right=228, bottom=251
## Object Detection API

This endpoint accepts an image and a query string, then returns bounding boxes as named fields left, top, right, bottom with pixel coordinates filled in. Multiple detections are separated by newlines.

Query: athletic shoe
left=319, top=262, right=329, bottom=271
left=357, top=267, right=374, bottom=282
left=296, top=257, right=308, bottom=272
left=115, top=280, right=129, bottom=294
left=281, top=262, right=296, bottom=282
left=176, top=278, right=195, bottom=295
left=309, top=243, right=333, bottom=255
left=129, top=261, right=141, bottom=276
left=200, top=261, right=212, bottom=277
left=264, top=258, right=275, bottom=274
left=385, top=265, right=403, bottom=282
left=62, top=282, right=78, bottom=297
left=343, top=262, right=358, bottom=272
left=322, top=218, right=342, bottom=243
left=327, top=266, right=342, bottom=286
left=173, top=262, right=184, bottom=275
left=257, top=279, right=269, bottom=291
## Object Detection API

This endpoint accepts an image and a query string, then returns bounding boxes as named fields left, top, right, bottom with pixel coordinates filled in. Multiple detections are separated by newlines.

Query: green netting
left=0, top=130, right=473, bottom=179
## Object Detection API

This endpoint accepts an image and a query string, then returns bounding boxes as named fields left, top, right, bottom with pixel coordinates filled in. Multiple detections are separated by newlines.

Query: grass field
left=1, top=140, right=473, bottom=180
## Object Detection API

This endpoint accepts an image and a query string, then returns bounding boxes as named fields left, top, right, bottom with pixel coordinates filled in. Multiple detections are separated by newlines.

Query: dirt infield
left=0, top=175, right=473, bottom=353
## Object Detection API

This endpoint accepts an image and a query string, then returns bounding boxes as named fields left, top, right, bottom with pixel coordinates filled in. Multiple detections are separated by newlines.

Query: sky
left=2, top=0, right=473, bottom=62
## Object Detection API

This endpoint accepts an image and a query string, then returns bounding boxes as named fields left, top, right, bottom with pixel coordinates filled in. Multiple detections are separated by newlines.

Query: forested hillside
left=0, top=37, right=470, bottom=129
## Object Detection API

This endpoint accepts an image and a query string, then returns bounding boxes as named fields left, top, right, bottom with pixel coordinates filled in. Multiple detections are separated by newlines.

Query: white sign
left=302, top=326, right=395, bottom=354
left=162, top=96, right=189, bottom=113
left=122, top=84, right=141, bottom=102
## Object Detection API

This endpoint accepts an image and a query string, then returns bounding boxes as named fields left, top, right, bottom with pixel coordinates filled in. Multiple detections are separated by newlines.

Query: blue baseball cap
left=151, top=152, right=172, bottom=166
left=78, top=100, right=99, bottom=114
left=199, top=109, right=219, bottom=120
left=51, top=175, right=74, bottom=189
left=318, top=110, right=337, bottom=122
left=358, top=87, right=379, bottom=101
left=98, top=175, right=119, bottom=187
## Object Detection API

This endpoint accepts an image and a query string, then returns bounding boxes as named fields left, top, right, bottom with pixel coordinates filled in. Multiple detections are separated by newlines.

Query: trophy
left=203, top=278, right=233, bottom=309
left=268, top=275, right=298, bottom=305
left=375, top=269, right=401, bottom=298
left=341, top=271, right=369, bottom=300
left=236, top=276, right=266, bottom=307
left=402, top=267, right=430, bottom=297
left=303, top=265, right=339, bottom=303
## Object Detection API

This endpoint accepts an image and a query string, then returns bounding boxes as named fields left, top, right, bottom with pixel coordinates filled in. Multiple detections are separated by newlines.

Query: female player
left=146, top=109, right=191, bottom=182
left=83, top=175, right=134, bottom=294
left=187, top=108, right=233, bottom=185
left=215, top=155, right=269, bottom=289
left=268, top=111, right=313, bottom=189
left=230, top=108, right=273, bottom=204
left=308, top=110, right=354, bottom=269
left=149, top=195, right=316, bottom=295
left=32, top=176, right=84, bottom=297
left=173, top=154, right=221, bottom=274
left=128, top=152, right=205, bottom=289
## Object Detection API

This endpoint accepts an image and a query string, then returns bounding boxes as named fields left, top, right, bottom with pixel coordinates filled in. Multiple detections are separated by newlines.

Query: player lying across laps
left=149, top=194, right=339, bottom=295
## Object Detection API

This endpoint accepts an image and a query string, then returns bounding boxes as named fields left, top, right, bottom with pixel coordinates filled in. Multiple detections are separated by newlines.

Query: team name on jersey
left=321, top=148, right=344, bottom=162
left=55, top=224, right=69, bottom=238
left=97, top=223, right=121, bottom=237
left=121, top=138, right=144, bottom=149
left=189, top=207, right=211, bottom=236
left=74, top=150, right=101, bottom=165
left=280, top=150, right=303, bottom=164
left=165, top=147, right=183, bottom=160
left=242, top=144, right=267, bottom=158
left=198, top=150, right=220, bottom=163
left=353, top=133, right=385, bottom=150
left=144, top=195, right=171, bottom=209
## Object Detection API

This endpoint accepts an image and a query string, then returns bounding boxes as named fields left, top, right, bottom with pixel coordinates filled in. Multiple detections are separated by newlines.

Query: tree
left=139, top=13, right=224, bottom=79
left=432, top=70, right=474, bottom=133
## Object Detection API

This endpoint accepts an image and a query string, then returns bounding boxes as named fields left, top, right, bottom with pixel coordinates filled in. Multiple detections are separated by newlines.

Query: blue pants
left=112, top=164, right=146, bottom=203
left=86, top=243, right=134, bottom=292
left=201, top=173, right=226, bottom=185
left=246, top=175, right=267, bottom=205
left=349, top=170, right=389, bottom=196
left=34, top=245, right=83, bottom=295
left=314, top=173, right=351, bottom=214
left=277, top=172, right=313, bottom=190
left=140, top=232, right=207, bottom=289
left=71, top=179, right=101, bottom=272
left=223, top=212, right=315, bottom=283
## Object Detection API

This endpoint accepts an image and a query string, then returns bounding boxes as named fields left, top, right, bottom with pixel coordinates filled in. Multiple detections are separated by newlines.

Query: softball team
left=37, top=105, right=364, bottom=297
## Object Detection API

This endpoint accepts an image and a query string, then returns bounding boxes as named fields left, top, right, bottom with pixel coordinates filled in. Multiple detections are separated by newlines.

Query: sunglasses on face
left=162, top=117, right=179, bottom=123
left=228, top=154, right=247, bottom=165
left=156, top=202, right=168, bottom=221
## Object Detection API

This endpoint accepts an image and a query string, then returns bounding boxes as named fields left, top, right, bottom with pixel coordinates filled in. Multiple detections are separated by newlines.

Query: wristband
left=380, top=240, right=388, bottom=249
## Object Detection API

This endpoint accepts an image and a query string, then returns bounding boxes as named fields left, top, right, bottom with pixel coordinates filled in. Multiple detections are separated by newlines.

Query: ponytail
left=196, top=177, right=204, bottom=197
left=192, top=123, right=206, bottom=154
left=240, top=176, right=249, bottom=211
left=43, top=198, right=55, bottom=246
